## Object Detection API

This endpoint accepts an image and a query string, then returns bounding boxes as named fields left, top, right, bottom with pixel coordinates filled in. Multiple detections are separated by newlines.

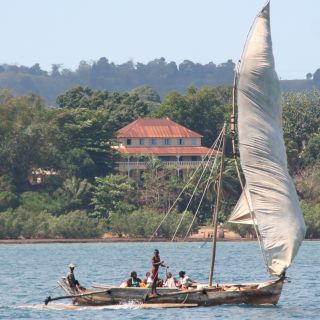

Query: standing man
left=151, top=249, right=168, bottom=296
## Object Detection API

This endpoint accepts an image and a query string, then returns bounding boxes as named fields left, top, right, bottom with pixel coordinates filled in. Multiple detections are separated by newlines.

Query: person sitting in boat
left=164, top=272, right=178, bottom=288
left=178, top=271, right=197, bottom=290
left=126, top=271, right=142, bottom=287
left=150, top=249, right=169, bottom=296
left=143, top=271, right=153, bottom=288
left=67, top=263, right=85, bottom=291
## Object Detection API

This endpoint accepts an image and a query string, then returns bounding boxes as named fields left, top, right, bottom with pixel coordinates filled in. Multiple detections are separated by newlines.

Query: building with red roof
left=115, top=118, right=217, bottom=179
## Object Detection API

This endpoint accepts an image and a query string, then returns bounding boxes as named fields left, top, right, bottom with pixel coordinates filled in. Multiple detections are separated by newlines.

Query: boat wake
left=17, top=301, right=146, bottom=311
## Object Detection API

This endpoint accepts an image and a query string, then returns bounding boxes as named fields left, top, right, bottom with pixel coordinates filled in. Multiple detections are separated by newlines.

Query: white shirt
left=146, top=276, right=153, bottom=287
left=164, top=277, right=177, bottom=288
left=181, top=275, right=192, bottom=286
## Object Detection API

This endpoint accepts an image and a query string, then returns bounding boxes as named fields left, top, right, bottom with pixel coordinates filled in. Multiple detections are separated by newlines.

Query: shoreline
left=0, top=237, right=248, bottom=244
left=0, top=238, right=318, bottom=244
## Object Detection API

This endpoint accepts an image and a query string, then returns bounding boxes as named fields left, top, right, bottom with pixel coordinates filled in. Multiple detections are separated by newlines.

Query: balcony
left=117, top=160, right=205, bottom=171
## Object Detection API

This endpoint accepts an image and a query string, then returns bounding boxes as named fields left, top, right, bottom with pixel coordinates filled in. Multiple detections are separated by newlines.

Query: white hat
left=69, top=263, right=75, bottom=268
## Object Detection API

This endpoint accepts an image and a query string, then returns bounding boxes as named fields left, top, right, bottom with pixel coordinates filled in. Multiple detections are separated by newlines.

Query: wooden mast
left=208, top=123, right=226, bottom=287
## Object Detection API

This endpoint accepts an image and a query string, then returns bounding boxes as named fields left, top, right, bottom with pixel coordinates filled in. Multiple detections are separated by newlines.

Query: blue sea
left=0, top=241, right=319, bottom=319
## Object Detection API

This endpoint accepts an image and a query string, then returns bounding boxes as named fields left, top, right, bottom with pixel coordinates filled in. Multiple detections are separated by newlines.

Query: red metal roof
left=117, top=118, right=203, bottom=138
left=115, top=146, right=217, bottom=156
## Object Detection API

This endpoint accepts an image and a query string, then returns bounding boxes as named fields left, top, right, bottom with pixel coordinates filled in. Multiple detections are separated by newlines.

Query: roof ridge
left=117, top=118, right=203, bottom=138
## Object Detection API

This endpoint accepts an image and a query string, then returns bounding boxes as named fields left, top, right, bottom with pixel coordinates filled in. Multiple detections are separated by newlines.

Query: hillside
left=0, top=58, right=319, bottom=105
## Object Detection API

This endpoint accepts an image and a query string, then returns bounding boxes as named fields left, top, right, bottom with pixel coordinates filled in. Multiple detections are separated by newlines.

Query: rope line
left=182, top=152, right=221, bottom=241
left=171, top=130, right=224, bottom=241
left=148, top=128, right=224, bottom=242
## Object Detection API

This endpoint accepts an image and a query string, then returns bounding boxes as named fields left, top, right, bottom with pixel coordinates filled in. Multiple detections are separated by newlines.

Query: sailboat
left=45, top=2, right=306, bottom=307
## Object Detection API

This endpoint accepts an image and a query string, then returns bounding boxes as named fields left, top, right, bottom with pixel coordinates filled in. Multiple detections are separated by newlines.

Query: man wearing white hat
left=67, top=263, right=82, bottom=291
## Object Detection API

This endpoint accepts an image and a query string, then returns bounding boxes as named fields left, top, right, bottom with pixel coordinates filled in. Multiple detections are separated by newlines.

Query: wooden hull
left=58, top=277, right=284, bottom=307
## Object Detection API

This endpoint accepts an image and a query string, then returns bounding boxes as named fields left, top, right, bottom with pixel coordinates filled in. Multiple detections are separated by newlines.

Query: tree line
left=0, top=85, right=319, bottom=239
left=1, top=57, right=320, bottom=105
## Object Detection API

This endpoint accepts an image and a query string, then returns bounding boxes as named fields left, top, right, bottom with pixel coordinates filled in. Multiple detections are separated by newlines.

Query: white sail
left=235, top=2, right=306, bottom=275
left=228, top=185, right=255, bottom=225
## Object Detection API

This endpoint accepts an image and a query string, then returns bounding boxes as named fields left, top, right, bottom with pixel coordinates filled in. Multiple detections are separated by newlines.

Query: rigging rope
left=170, top=127, right=225, bottom=241
left=148, top=128, right=224, bottom=242
left=183, top=167, right=219, bottom=241
left=171, top=131, right=223, bottom=241
left=181, top=136, right=223, bottom=241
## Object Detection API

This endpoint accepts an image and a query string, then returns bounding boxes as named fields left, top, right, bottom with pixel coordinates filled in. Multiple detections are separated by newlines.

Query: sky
left=1, top=0, right=319, bottom=80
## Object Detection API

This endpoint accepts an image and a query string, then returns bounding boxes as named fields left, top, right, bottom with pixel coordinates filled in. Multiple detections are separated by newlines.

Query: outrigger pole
left=208, top=123, right=226, bottom=287
left=44, top=289, right=111, bottom=305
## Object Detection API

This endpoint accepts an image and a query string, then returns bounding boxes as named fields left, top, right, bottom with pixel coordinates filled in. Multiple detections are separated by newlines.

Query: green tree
left=0, top=89, right=13, bottom=104
left=91, top=175, right=137, bottom=218
left=155, top=86, right=230, bottom=146
left=0, top=191, right=19, bottom=211
left=56, top=87, right=151, bottom=132
left=313, top=69, right=320, bottom=85
left=108, top=212, right=129, bottom=237
left=294, top=165, right=320, bottom=204
left=0, top=208, right=107, bottom=239
left=0, top=95, right=61, bottom=189
left=302, top=133, right=320, bottom=166
left=130, top=85, right=161, bottom=112
left=306, top=73, right=313, bottom=80
left=104, top=91, right=151, bottom=131
left=52, top=210, right=106, bottom=238
left=0, top=174, right=16, bottom=192
left=301, top=201, right=320, bottom=238
left=54, top=177, right=92, bottom=213
left=139, top=157, right=169, bottom=210
left=53, top=107, right=115, bottom=178
left=19, top=191, right=66, bottom=215
left=282, top=90, right=320, bottom=172
left=56, top=86, right=107, bottom=109
left=109, top=208, right=197, bottom=238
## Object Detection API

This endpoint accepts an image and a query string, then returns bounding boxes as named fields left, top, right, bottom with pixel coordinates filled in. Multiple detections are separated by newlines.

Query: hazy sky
left=1, top=0, right=319, bottom=79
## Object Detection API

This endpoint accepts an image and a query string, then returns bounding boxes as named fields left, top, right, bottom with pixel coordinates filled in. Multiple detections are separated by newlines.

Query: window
left=164, top=138, right=171, bottom=145
left=127, top=138, right=132, bottom=145
left=159, top=156, right=171, bottom=161
left=192, top=138, right=197, bottom=146
left=139, top=138, right=144, bottom=145
left=151, top=138, right=157, bottom=145
left=178, top=138, right=184, bottom=145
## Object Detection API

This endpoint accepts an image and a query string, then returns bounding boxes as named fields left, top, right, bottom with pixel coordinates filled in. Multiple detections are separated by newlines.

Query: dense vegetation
left=0, top=85, right=319, bottom=239
left=0, top=58, right=320, bottom=105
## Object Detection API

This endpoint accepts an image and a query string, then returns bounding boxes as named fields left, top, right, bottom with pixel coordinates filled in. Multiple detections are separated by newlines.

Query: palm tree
left=55, top=176, right=92, bottom=212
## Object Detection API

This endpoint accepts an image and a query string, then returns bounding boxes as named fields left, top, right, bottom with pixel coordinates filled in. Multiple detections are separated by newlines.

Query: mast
left=208, top=123, right=226, bottom=287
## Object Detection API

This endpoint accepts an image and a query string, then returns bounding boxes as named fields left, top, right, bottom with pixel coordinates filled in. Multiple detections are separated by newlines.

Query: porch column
left=176, top=155, right=180, bottom=176
left=127, top=156, right=130, bottom=177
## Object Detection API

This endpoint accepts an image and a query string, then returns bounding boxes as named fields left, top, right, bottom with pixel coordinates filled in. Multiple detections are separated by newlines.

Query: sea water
left=0, top=241, right=319, bottom=319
